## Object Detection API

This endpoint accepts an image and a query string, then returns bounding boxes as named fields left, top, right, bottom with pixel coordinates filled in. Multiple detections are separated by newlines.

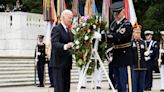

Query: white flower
left=76, top=28, right=80, bottom=32
left=82, top=23, right=86, bottom=27
left=88, top=29, right=91, bottom=33
left=93, top=25, right=96, bottom=29
left=84, top=35, right=89, bottom=40
left=76, top=45, right=80, bottom=49
left=75, top=40, right=80, bottom=45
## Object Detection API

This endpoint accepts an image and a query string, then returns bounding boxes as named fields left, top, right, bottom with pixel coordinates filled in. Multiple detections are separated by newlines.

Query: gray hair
left=61, top=9, right=73, bottom=19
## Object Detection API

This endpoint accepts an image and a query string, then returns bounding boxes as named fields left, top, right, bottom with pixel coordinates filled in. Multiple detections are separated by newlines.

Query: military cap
left=110, top=1, right=124, bottom=12
left=133, top=25, right=142, bottom=33
left=144, top=30, right=154, bottom=35
left=38, top=35, right=44, bottom=39
left=160, top=31, right=164, bottom=35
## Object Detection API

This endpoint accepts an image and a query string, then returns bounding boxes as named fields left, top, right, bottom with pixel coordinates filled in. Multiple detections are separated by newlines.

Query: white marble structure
left=0, top=12, right=47, bottom=57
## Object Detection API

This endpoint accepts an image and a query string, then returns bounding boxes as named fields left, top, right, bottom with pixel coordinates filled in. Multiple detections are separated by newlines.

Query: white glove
left=144, top=51, right=150, bottom=56
left=109, top=57, right=113, bottom=62
left=145, top=56, right=150, bottom=61
left=101, top=30, right=105, bottom=34
left=37, top=52, right=41, bottom=55
left=158, top=59, right=162, bottom=67
left=160, top=49, right=164, bottom=53
left=35, top=58, right=38, bottom=62
left=93, top=31, right=102, bottom=40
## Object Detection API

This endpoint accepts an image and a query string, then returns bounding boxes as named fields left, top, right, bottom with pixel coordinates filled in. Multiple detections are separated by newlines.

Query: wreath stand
left=77, top=29, right=116, bottom=92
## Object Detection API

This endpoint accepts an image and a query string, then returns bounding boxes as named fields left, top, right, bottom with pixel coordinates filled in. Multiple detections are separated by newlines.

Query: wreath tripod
left=77, top=30, right=116, bottom=92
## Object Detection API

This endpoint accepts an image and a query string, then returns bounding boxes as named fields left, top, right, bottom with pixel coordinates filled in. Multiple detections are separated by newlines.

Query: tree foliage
left=2, top=0, right=164, bottom=39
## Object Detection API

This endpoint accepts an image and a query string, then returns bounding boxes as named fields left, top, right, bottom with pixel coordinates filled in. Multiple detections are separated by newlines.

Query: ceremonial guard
left=132, top=25, right=147, bottom=92
left=35, top=35, right=46, bottom=87
left=80, top=67, right=102, bottom=89
left=108, top=1, right=135, bottom=92
left=158, top=31, right=164, bottom=92
left=144, top=30, right=158, bottom=91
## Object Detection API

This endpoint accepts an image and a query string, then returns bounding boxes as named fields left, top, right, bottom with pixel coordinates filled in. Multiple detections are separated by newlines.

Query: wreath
left=71, top=16, right=107, bottom=75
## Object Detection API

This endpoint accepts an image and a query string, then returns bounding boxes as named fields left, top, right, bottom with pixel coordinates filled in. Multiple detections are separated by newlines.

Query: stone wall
left=0, top=12, right=47, bottom=57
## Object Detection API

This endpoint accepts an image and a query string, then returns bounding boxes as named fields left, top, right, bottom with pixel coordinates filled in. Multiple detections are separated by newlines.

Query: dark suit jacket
left=50, top=23, right=73, bottom=69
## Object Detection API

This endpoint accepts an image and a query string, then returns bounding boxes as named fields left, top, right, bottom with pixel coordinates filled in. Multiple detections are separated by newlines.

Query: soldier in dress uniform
left=35, top=35, right=46, bottom=87
left=132, top=25, right=147, bottom=92
left=144, top=30, right=158, bottom=91
left=158, top=31, right=164, bottom=92
left=108, top=1, right=135, bottom=92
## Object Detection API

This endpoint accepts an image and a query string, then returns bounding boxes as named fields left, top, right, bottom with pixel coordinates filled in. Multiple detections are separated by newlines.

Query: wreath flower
left=71, top=16, right=107, bottom=75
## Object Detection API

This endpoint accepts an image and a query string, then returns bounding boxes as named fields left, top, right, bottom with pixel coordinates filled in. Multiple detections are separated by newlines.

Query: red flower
left=86, top=56, right=89, bottom=61
left=80, top=30, right=83, bottom=34
left=85, top=41, right=89, bottom=46
left=98, top=22, right=101, bottom=27
left=90, top=48, right=92, bottom=52
left=92, top=31, right=95, bottom=34
left=87, top=18, right=90, bottom=22
left=85, top=27, right=88, bottom=33
left=79, top=52, right=83, bottom=58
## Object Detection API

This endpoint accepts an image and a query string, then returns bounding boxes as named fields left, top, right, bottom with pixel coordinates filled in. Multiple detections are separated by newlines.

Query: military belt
left=113, top=42, right=131, bottom=49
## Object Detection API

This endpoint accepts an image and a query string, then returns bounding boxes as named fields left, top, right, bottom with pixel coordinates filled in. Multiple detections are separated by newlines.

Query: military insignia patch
left=119, top=28, right=126, bottom=34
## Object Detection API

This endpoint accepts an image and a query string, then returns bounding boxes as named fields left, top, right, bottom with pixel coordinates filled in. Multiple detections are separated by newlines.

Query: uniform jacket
left=35, top=43, right=46, bottom=62
left=144, top=40, right=158, bottom=61
left=132, top=40, right=147, bottom=70
left=109, top=17, right=133, bottom=67
left=159, top=41, right=164, bottom=64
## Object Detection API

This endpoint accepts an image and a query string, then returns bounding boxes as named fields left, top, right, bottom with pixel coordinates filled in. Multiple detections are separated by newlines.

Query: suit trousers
left=48, top=62, right=54, bottom=86
left=54, top=68, right=71, bottom=92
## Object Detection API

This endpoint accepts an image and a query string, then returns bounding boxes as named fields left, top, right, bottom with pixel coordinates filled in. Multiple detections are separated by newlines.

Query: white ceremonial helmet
left=144, top=30, right=154, bottom=35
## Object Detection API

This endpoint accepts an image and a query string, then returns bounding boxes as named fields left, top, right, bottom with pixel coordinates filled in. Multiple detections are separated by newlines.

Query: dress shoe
left=37, top=84, right=44, bottom=87
left=144, top=88, right=151, bottom=91
left=160, top=89, right=164, bottom=92
left=93, top=86, right=101, bottom=89
left=96, top=86, right=101, bottom=89
left=81, top=86, right=86, bottom=89
left=49, top=85, right=54, bottom=88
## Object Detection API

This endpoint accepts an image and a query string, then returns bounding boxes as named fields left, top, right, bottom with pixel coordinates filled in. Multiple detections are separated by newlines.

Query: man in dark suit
left=51, top=9, right=73, bottom=92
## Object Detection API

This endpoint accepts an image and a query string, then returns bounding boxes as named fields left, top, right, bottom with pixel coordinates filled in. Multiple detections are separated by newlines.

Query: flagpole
left=57, top=0, right=60, bottom=24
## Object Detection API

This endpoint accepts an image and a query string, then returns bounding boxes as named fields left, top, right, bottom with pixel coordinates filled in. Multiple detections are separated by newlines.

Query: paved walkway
left=0, top=79, right=160, bottom=92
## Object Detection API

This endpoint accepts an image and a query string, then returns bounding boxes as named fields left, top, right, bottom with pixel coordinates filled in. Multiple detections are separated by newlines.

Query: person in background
left=132, top=25, right=147, bottom=92
left=158, top=31, right=164, bottom=92
left=144, top=30, right=158, bottom=91
left=5, top=4, right=10, bottom=12
left=13, top=0, right=23, bottom=12
left=35, top=35, right=46, bottom=87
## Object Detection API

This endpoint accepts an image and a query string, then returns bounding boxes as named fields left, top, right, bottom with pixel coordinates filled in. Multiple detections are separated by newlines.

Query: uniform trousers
left=134, top=70, right=146, bottom=92
left=113, top=66, right=135, bottom=92
left=37, top=61, right=45, bottom=85
left=160, top=65, right=164, bottom=90
left=145, top=60, right=154, bottom=89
